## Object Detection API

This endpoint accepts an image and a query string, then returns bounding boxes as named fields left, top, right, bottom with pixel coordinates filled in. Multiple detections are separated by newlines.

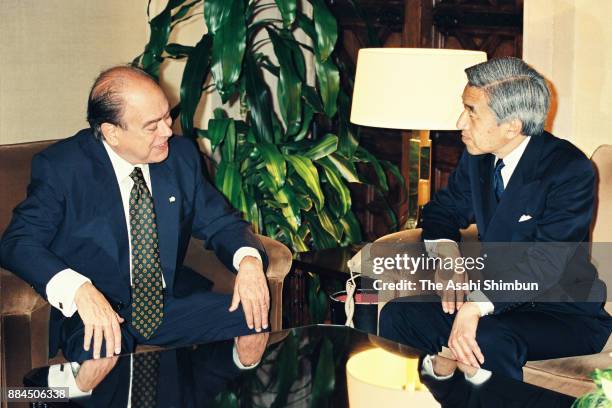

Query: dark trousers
left=61, top=290, right=257, bottom=362
left=379, top=295, right=611, bottom=381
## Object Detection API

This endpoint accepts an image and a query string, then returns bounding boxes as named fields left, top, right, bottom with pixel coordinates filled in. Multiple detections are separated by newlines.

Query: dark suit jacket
left=421, top=131, right=607, bottom=316
left=0, top=129, right=267, bottom=356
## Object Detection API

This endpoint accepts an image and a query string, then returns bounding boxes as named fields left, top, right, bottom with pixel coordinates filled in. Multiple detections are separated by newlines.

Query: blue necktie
left=493, top=159, right=505, bottom=201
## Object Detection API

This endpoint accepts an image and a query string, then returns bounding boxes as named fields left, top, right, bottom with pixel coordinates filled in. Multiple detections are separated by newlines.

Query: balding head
left=87, top=65, right=159, bottom=140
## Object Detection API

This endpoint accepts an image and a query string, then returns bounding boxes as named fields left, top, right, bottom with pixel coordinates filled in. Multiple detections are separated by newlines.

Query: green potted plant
left=573, top=367, right=612, bottom=407
left=134, top=0, right=403, bottom=253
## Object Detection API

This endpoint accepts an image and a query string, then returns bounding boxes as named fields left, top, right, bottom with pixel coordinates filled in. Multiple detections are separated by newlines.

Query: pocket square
left=518, top=214, right=532, bottom=222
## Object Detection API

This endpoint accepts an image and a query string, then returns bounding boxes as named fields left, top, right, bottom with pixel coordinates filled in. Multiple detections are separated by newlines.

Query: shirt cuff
left=467, top=290, right=495, bottom=316
left=421, top=354, right=454, bottom=380
left=46, top=269, right=91, bottom=317
left=232, top=344, right=260, bottom=370
left=48, top=362, right=92, bottom=397
left=464, top=367, right=492, bottom=385
left=233, top=247, right=262, bottom=271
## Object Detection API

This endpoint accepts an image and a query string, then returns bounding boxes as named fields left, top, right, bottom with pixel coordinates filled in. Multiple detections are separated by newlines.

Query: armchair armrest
left=348, top=225, right=479, bottom=274
left=183, top=234, right=292, bottom=332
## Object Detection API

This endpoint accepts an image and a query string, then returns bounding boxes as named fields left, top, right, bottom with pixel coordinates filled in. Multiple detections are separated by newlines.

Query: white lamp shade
left=346, top=348, right=440, bottom=408
left=350, top=48, right=487, bottom=130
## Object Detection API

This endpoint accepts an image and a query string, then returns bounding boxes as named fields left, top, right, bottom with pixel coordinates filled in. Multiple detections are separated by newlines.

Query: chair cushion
left=526, top=351, right=612, bottom=382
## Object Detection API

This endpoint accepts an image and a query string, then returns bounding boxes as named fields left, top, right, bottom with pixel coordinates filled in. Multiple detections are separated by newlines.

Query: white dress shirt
left=48, top=344, right=258, bottom=405
left=424, top=136, right=531, bottom=316
left=421, top=354, right=492, bottom=385
left=45, top=141, right=260, bottom=317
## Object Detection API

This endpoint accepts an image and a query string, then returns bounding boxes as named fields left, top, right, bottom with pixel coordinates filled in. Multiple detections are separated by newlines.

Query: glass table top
left=23, top=324, right=576, bottom=407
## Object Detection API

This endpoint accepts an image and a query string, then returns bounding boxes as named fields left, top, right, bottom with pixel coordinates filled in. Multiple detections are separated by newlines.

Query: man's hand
left=236, top=332, right=269, bottom=367
left=436, top=267, right=470, bottom=314
left=229, top=256, right=270, bottom=332
left=431, top=241, right=468, bottom=314
left=447, top=302, right=484, bottom=368
left=74, top=282, right=124, bottom=359
left=75, top=356, right=118, bottom=392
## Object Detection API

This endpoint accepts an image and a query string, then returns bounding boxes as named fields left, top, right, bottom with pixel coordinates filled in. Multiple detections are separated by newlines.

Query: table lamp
left=350, top=48, right=487, bottom=217
left=346, top=347, right=439, bottom=407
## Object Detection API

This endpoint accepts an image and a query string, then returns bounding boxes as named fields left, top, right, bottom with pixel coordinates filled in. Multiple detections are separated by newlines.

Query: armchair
left=0, top=140, right=292, bottom=398
left=348, top=145, right=612, bottom=397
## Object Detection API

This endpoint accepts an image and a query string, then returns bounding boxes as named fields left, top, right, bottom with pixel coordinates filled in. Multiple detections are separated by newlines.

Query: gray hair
left=465, top=57, right=550, bottom=136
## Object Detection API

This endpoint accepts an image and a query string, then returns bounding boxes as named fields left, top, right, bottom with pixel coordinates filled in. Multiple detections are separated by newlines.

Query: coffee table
left=22, top=325, right=575, bottom=407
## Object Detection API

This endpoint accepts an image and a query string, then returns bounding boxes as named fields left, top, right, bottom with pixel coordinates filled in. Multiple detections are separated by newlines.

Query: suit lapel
left=484, top=135, right=545, bottom=241
left=150, top=160, right=179, bottom=289
left=81, top=135, right=131, bottom=284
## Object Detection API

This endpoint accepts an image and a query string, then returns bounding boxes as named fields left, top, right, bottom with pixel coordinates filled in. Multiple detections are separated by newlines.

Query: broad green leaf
left=259, top=143, right=287, bottom=189
left=203, top=0, right=229, bottom=34
left=311, top=0, right=338, bottom=62
left=267, top=28, right=302, bottom=137
left=318, top=208, right=342, bottom=241
left=210, top=0, right=246, bottom=102
left=304, top=133, right=338, bottom=160
left=340, top=211, right=362, bottom=243
left=264, top=211, right=308, bottom=253
left=315, top=56, right=339, bottom=118
left=382, top=159, right=407, bottom=200
left=310, top=338, right=336, bottom=407
left=274, top=186, right=301, bottom=230
left=220, top=119, right=237, bottom=162
left=207, top=108, right=230, bottom=150
left=286, top=155, right=324, bottom=211
left=179, top=34, right=212, bottom=139
left=274, top=0, right=297, bottom=28
left=244, top=52, right=274, bottom=143
left=244, top=191, right=261, bottom=234
left=142, top=2, right=173, bottom=77
left=294, top=103, right=314, bottom=142
left=321, top=155, right=359, bottom=183
left=295, top=11, right=316, bottom=41
left=280, top=29, right=306, bottom=82
left=318, top=160, right=350, bottom=216
left=171, top=0, right=200, bottom=22
left=165, top=43, right=194, bottom=58
left=356, top=147, right=389, bottom=192
left=302, top=85, right=324, bottom=113
left=374, top=186, right=398, bottom=231
left=215, top=161, right=246, bottom=214
left=305, top=211, right=337, bottom=249
left=337, top=90, right=359, bottom=158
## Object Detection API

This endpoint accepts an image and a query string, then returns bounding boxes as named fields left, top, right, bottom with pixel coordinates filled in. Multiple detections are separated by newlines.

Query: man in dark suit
left=0, top=66, right=270, bottom=363
left=379, top=57, right=611, bottom=380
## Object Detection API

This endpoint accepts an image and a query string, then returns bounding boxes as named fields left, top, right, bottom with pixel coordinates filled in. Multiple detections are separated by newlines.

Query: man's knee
left=476, top=322, right=527, bottom=379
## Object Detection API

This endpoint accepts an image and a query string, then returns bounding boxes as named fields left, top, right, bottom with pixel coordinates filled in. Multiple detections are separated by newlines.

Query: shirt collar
left=102, top=141, right=149, bottom=182
left=494, top=135, right=531, bottom=168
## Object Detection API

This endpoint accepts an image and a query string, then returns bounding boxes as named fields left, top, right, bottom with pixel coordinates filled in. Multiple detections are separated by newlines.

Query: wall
left=0, top=1, right=149, bottom=144
left=524, top=0, right=612, bottom=156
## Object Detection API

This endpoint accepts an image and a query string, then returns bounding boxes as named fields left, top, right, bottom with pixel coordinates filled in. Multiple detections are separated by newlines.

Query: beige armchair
left=348, top=145, right=612, bottom=397
left=0, top=140, right=292, bottom=400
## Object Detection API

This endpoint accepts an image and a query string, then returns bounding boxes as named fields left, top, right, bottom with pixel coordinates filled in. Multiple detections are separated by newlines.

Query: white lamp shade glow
left=346, top=348, right=440, bottom=408
left=350, top=48, right=487, bottom=130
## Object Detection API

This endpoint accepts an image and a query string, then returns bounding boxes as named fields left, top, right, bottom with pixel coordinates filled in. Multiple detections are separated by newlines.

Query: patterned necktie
left=493, top=158, right=505, bottom=202
left=131, top=352, right=160, bottom=408
left=129, top=167, right=164, bottom=339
